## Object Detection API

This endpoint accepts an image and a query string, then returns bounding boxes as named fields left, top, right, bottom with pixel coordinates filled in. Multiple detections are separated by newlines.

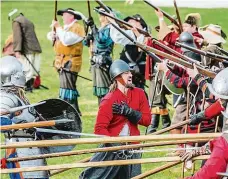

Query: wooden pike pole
left=1, top=156, right=210, bottom=174
left=152, top=120, right=190, bottom=135
left=50, top=157, right=91, bottom=176
left=7, top=139, right=209, bottom=162
left=132, top=155, right=209, bottom=179
left=132, top=161, right=182, bottom=179
left=0, top=120, right=70, bottom=131
left=0, top=133, right=221, bottom=149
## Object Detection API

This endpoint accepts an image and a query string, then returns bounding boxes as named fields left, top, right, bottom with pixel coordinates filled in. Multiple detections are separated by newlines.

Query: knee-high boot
left=161, top=115, right=171, bottom=129
left=147, top=114, right=160, bottom=134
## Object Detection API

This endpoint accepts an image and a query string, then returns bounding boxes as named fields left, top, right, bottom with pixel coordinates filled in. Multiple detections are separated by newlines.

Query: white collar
left=63, top=19, right=77, bottom=30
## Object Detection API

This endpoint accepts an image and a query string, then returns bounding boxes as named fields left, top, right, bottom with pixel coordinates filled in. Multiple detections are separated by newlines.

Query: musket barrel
left=94, top=8, right=150, bottom=37
left=176, top=42, right=228, bottom=61
left=136, top=42, right=216, bottom=78
left=143, top=0, right=180, bottom=28
left=152, top=39, right=202, bottom=65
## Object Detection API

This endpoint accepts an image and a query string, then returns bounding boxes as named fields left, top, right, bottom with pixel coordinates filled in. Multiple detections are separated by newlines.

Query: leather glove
left=86, top=17, right=95, bottom=27
left=179, top=143, right=211, bottom=162
left=84, top=33, right=94, bottom=46
left=189, top=111, right=206, bottom=125
left=112, top=101, right=142, bottom=124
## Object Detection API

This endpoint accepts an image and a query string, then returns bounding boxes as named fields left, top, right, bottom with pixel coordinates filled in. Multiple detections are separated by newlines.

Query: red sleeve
left=137, top=90, right=151, bottom=127
left=163, top=32, right=182, bottom=54
left=94, top=98, right=113, bottom=136
left=166, top=69, right=189, bottom=88
left=192, top=32, right=204, bottom=49
left=145, top=38, right=153, bottom=80
left=145, top=38, right=166, bottom=79
left=204, top=100, right=225, bottom=119
left=172, top=65, right=188, bottom=77
left=185, top=136, right=228, bottom=179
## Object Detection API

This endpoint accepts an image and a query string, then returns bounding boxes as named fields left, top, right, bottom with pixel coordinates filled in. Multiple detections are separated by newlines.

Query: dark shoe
left=147, top=114, right=160, bottom=134
left=25, top=78, right=34, bottom=92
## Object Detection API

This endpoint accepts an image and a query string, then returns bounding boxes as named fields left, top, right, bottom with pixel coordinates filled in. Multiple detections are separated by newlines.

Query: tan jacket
left=54, top=22, right=85, bottom=72
left=13, top=15, right=42, bottom=54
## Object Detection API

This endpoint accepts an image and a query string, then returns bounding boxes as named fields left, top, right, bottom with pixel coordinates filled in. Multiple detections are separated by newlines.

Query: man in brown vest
left=8, top=9, right=42, bottom=92
left=47, top=8, right=85, bottom=115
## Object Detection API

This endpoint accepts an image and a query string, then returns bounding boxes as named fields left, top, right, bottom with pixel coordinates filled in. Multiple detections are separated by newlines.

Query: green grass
left=1, top=1, right=228, bottom=178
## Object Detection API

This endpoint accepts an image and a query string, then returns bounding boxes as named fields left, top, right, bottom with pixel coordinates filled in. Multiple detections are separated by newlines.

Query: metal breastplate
left=0, top=90, right=36, bottom=123
left=6, top=138, right=49, bottom=178
left=1, top=89, right=48, bottom=178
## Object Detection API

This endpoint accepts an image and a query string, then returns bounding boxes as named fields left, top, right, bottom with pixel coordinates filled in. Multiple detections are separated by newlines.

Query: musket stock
left=136, top=42, right=216, bottom=78
left=176, top=42, right=228, bottom=63
left=152, top=39, right=202, bottom=65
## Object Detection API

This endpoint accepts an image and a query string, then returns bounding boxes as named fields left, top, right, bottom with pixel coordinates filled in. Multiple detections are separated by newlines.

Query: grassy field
left=1, top=1, right=228, bottom=178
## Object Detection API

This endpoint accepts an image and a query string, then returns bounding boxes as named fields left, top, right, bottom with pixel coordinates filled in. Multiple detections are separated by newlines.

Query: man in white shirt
left=47, top=8, right=85, bottom=115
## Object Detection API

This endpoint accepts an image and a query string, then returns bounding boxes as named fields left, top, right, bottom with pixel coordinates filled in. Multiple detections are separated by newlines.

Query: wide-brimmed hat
left=57, top=8, right=83, bottom=20
left=124, top=14, right=148, bottom=32
left=185, top=13, right=201, bottom=27
left=8, top=9, right=22, bottom=20
left=199, top=24, right=226, bottom=44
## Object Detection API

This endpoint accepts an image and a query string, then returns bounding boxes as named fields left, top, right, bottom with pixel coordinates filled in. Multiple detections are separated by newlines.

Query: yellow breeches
left=151, top=107, right=169, bottom=115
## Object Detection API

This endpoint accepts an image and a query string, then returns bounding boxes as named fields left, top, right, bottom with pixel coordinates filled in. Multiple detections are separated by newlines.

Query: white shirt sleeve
left=109, top=23, right=136, bottom=46
left=137, top=34, right=145, bottom=44
left=56, top=27, right=84, bottom=46
left=47, top=31, right=54, bottom=41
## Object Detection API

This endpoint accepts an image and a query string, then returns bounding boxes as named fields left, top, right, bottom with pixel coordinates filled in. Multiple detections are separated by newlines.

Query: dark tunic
left=13, top=15, right=41, bottom=54
left=79, top=87, right=151, bottom=178
left=120, top=45, right=146, bottom=89
left=83, top=24, right=114, bottom=97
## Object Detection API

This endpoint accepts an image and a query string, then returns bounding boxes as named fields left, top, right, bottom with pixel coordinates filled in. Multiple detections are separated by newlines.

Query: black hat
left=124, top=14, right=148, bottom=32
left=94, top=6, right=112, bottom=13
left=57, top=8, right=82, bottom=20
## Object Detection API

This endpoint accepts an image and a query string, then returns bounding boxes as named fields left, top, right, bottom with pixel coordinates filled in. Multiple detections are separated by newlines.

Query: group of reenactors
left=1, top=2, right=228, bottom=179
